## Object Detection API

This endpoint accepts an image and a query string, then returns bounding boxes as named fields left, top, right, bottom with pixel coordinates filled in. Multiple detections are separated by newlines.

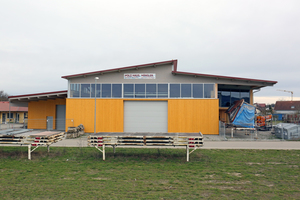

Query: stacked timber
left=0, top=129, right=33, bottom=144
left=88, top=132, right=203, bottom=148
left=25, top=131, right=65, bottom=146
left=66, top=124, right=85, bottom=139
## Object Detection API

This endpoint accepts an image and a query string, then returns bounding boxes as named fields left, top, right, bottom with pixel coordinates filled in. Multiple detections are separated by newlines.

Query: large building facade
left=9, top=60, right=277, bottom=134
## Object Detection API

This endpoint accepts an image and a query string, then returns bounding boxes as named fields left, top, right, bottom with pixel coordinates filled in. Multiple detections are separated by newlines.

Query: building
left=274, top=101, right=300, bottom=115
left=9, top=60, right=277, bottom=134
left=0, top=101, right=28, bottom=123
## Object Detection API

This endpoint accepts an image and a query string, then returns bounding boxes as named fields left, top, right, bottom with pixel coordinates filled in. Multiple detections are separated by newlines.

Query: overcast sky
left=1, top=0, right=300, bottom=103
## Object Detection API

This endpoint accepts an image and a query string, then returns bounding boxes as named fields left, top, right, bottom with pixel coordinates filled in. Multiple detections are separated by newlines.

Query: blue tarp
left=232, top=103, right=255, bottom=128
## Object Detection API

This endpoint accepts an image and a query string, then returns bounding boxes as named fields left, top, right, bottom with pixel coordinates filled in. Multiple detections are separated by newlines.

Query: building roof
left=8, top=90, right=68, bottom=103
left=274, top=101, right=300, bottom=111
left=0, top=101, right=28, bottom=112
left=62, top=60, right=178, bottom=79
left=61, top=59, right=277, bottom=88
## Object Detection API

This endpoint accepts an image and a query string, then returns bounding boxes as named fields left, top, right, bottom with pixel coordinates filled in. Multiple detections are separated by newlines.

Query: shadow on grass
left=0, top=146, right=209, bottom=162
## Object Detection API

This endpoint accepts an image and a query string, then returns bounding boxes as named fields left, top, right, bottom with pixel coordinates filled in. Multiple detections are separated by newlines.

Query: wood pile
left=0, top=130, right=64, bottom=146
left=66, top=124, right=85, bottom=139
left=88, top=132, right=203, bottom=147
left=25, top=131, right=65, bottom=146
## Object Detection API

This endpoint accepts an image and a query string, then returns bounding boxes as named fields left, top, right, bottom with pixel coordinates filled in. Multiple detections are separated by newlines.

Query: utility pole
left=277, top=89, right=293, bottom=101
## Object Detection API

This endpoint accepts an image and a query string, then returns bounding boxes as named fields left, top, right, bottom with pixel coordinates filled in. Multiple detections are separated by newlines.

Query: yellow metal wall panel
left=66, top=99, right=124, bottom=133
left=28, top=99, right=66, bottom=129
left=168, top=99, right=219, bottom=134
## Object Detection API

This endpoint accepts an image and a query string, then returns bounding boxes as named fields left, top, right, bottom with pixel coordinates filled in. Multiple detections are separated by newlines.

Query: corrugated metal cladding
left=124, top=101, right=168, bottom=133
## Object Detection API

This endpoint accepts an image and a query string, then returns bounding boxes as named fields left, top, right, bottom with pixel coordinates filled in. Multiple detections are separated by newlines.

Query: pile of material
left=25, top=131, right=65, bottom=146
left=88, top=132, right=203, bottom=147
left=66, top=124, right=85, bottom=139
left=0, top=129, right=64, bottom=146
left=0, top=129, right=33, bottom=144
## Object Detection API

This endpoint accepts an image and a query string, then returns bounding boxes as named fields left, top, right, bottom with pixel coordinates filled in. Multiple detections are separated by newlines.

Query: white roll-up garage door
left=124, top=101, right=168, bottom=133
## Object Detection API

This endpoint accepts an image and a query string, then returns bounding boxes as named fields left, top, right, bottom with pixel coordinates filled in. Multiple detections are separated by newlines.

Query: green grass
left=0, top=147, right=300, bottom=199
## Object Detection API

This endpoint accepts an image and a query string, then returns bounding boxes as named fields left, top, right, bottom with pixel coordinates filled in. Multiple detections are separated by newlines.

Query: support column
left=103, top=144, right=105, bottom=161
left=28, top=145, right=31, bottom=160
left=186, top=145, right=189, bottom=162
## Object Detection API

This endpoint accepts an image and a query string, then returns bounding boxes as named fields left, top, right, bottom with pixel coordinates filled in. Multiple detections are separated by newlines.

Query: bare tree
left=0, top=90, right=9, bottom=101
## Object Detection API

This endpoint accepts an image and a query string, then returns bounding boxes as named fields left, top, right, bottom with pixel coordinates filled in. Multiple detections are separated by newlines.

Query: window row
left=70, top=83, right=215, bottom=99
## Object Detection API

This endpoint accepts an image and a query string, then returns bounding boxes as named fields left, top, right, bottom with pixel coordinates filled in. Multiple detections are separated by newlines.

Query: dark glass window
left=231, top=91, right=240, bottom=103
left=81, top=84, right=91, bottom=98
left=193, top=84, right=203, bottom=98
left=124, top=84, right=134, bottom=98
left=146, top=84, right=156, bottom=98
left=181, top=84, right=191, bottom=98
left=102, top=84, right=111, bottom=98
left=135, top=84, right=145, bottom=98
left=112, top=84, right=122, bottom=98
left=158, top=84, right=168, bottom=98
left=170, top=84, right=180, bottom=98
left=219, top=91, right=231, bottom=107
left=204, top=84, right=214, bottom=98
left=241, top=90, right=250, bottom=103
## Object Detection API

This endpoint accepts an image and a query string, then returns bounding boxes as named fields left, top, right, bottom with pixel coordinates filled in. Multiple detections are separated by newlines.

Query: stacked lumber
left=0, top=129, right=32, bottom=144
left=25, top=131, right=65, bottom=146
left=88, top=132, right=203, bottom=148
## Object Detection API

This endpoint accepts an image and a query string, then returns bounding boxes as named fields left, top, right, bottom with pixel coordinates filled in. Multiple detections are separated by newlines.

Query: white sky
left=1, top=0, right=300, bottom=104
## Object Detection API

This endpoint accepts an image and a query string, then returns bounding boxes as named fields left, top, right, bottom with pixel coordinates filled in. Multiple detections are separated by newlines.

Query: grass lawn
left=0, top=146, right=299, bottom=199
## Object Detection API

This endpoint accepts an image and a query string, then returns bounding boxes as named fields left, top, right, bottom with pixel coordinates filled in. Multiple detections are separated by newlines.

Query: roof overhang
left=172, top=71, right=277, bottom=89
left=62, top=60, right=178, bottom=79
left=8, top=90, right=68, bottom=104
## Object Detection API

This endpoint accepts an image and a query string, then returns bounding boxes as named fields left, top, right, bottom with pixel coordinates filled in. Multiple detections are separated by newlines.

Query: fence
left=0, top=119, right=74, bottom=131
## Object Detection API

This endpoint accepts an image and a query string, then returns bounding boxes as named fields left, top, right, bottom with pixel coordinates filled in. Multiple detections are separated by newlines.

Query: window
left=102, top=84, right=111, bottom=98
left=124, top=84, right=134, bottom=98
left=218, top=88, right=250, bottom=107
left=112, top=84, right=122, bottom=98
left=170, top=84, right=180, bottom=98
left=193, top=84, right=203, bottom=98
left=181, top=84, right=191, bottom=98
left=146, top=84, right=156, bottom=98
left=204, top=84, right=215, bottom=98
left=7, top=113, right=13, bottom=118
left=158, top=84, right=168, bottom=98
left=81, top=84, right=91, bottom=98
left=135, top=84, right=145, bottom=98
left=70, top=84, right=80, bottom=97
left=91, top=84, right=101, bottom=98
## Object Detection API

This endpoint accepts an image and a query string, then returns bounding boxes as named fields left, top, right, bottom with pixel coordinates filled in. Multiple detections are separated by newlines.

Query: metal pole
left=94, top=77, right=99, bottom=134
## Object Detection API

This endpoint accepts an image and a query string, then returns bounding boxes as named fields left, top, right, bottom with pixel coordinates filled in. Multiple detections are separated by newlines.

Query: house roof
left=8, top=90, right=68, bottom=103
left=0, top=101, right=28, bottom=112
left=61, top=59, right=277, bottom=88
left=274, top=101, right=300, bottom=111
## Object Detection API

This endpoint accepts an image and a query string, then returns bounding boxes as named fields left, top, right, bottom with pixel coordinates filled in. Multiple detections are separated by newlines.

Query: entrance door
left=56, top=105, right=66, bottom=131
left=2, top=113, right=5, bottom=123
left=47, top=116, right=53, bottom=131
left=124, top=101, right=168, bottom=133
left=16, top=113, right=20, bottom=123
